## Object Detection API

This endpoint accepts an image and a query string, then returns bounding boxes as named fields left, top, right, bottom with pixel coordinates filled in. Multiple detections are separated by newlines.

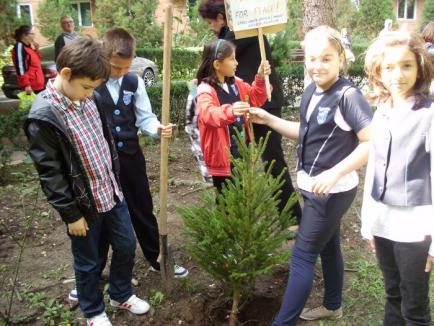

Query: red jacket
left=12, top=42, right=44, bottom=91
left=196, top=76, right=268, bottom=176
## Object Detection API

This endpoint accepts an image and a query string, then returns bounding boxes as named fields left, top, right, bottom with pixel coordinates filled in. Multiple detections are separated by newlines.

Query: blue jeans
left=69, top=200, right=136, bottom=318
left=272, top=188, right=357, bottom=326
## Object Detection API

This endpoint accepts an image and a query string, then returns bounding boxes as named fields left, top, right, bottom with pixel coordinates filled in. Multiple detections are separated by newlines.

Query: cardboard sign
left=225, top=0, right=287, bottom=38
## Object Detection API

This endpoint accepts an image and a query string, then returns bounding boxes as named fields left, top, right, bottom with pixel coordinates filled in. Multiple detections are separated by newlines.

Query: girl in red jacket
left=11, top=25, right=44, bottom=94
left=196, top=39, right=270, bottom=192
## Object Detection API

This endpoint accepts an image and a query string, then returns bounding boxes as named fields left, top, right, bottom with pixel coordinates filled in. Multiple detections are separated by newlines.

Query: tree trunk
left=229, top=289, right=241, bottom=326
left=302, top=0, right=337, bottom=88
left=303, top=0, right=337, bottom=34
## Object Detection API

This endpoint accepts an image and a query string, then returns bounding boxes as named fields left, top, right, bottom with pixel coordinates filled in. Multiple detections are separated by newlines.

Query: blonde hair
left=303, top=25, right=348, bottom=73
left=60, top=15, right=73, bottom=24
left=364, top=31, right=434, bottom=105
left=421, top=21, right=434, bottom=44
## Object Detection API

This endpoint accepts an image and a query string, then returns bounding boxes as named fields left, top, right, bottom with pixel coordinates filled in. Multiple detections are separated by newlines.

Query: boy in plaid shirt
left=24, top=38, right=149, bottom=326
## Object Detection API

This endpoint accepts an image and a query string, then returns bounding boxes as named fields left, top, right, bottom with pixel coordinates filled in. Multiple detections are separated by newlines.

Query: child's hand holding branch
left=232, top=101, right=250, bottom=116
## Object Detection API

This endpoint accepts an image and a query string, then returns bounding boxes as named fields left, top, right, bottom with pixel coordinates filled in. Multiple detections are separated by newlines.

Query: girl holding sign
left=195, top=39, right=270, bottom=192
left=198, top=0, right=302, bottom=220
left=249, top=26, right=372, bottom=324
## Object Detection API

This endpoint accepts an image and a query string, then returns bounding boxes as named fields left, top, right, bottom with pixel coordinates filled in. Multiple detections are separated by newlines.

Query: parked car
left=1, top=45, right=158, bottom=99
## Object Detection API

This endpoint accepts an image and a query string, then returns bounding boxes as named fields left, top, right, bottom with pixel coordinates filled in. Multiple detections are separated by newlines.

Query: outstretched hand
left=248, top=107, right=271, bottom=125
left=232, top=101, right=250, bottom=116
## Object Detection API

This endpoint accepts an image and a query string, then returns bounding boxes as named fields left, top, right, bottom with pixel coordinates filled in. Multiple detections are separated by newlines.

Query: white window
left=72, top=1, right=92, bottom=27
left=16, top=3, right=33, bottom=25
left=397, top=0, right=416, bottom=19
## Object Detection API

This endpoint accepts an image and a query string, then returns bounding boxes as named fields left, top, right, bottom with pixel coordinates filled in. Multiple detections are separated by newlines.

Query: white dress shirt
left=361, top=98, right=434, bottom=256
left=106, top=76, right=160, bottom=138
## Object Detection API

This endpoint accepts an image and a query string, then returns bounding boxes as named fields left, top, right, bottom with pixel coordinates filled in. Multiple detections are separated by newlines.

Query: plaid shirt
left=43, top=80, right=123, bottom=213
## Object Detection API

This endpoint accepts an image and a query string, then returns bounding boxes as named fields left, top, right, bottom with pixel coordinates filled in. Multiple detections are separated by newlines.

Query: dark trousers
left=375, top=236, right=432, bottom=326
left=212, top=176, right=231, bottom=194
left=272, top=188, right=357, bottom=326
left=252, top=107, right=302, bottom=222
left=100, top=150, right=160, bottom=271
left=69, top=200, right=136, bottom=318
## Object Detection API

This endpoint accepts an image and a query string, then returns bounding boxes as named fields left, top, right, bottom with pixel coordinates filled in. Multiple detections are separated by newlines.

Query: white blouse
left=361, top=98, right=434, bottom=256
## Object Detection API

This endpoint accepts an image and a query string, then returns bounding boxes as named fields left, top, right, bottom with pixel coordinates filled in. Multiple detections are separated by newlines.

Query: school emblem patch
left=123, top=90, right=134, bottom=105
left=317, top=106, right=331, bottom=124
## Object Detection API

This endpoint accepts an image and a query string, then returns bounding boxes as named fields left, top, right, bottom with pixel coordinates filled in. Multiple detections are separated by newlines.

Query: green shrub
left=352, top=43, right=369, bottom=64
left=0, top=106, right=29, bottom=181
left=36, top=0, right=79, bottom=41
left=95, top=0, right=162, bottom=48
left=147, top=80, right=189, bottom=128
left=276, top=63, right=366, bottom=110
left=136, top=48, right=201, bottom=80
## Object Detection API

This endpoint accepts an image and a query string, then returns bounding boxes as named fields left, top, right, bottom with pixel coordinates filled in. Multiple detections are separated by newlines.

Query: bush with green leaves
left=277, top=61, right=366, bottom=109
left=357, top=0, right=394, bottom=40
left=270, top=0, right=303, bottom=68
left=136, top=47, right=201, bottom=80
left=0, top=0, right=23, bottom=46
left=147, top=80, right=189, bottom=128
left=36, top=0, right=78, bottom=41
left=180, top=129, right=296, bottom=326
left=173, top=0, right=214, bottom=48
left=94, top=0, right=162, bottom=48
left=422, top=0, right=434, bottom=27
left=0, top=106, right=29, bottom=181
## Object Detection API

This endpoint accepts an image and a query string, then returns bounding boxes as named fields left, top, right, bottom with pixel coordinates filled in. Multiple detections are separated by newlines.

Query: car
left=1, top=45, right=158, bottom=99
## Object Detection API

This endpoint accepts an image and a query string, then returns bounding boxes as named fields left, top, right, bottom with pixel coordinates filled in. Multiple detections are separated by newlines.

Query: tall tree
left=303, top=0, right=336, bottom=34
left=422, top=0, right=434, bottom=27
left=336, top=0, right=357, bottom=31
left=357, top=0, right=394, bottom=40
left=37, top=0, right=78, bottom=41
left=271, top=0, right=303, bottom=68
left=0, top=0, right=21, bottom=46
left=95, top=0, right=163, bottom=48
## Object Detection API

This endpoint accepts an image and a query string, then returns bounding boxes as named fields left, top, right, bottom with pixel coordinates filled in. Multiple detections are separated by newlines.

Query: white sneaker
left=68, top=288, right=78, bottom=302
left=149, top=264, right=189, bottom=278
left=86, top=312, right=112, bottom=326
left=110, top=294, right=150, bottom=314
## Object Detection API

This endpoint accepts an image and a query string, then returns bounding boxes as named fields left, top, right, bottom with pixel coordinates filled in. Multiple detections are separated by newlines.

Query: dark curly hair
left=198, top=0, right=226, bottom=20
left=14, top=25, right=32, bottom=42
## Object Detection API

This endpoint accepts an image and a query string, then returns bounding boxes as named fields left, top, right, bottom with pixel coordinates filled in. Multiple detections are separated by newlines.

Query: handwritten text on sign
left=225, top=0, right=287, bottom=31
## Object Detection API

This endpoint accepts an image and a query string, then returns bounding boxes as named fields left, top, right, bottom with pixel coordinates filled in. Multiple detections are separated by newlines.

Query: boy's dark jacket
left=23, top=92, right=120, bottom=225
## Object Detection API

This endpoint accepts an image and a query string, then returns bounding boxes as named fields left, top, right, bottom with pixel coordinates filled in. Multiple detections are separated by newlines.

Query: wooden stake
left=257, top=27, right=272, bottom=102
left=159, top=4, right=174, bottom=289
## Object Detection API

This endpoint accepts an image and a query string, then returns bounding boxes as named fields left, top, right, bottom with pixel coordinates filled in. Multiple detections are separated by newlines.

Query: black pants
left=212, top=176, right=231, bottom=194
left=375, top=236, right=432, bottom=326
left=101, top=150, right=160, bottom=270
left=252, top=107, right=302, bottom=222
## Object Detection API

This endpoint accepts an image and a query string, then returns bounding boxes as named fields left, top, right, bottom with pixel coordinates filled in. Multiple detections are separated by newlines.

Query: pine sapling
left=180, top=127, right=296, bottom=325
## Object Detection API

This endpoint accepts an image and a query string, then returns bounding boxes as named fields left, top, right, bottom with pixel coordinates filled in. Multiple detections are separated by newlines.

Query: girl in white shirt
left=362, top=31, right=434, bottom=325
